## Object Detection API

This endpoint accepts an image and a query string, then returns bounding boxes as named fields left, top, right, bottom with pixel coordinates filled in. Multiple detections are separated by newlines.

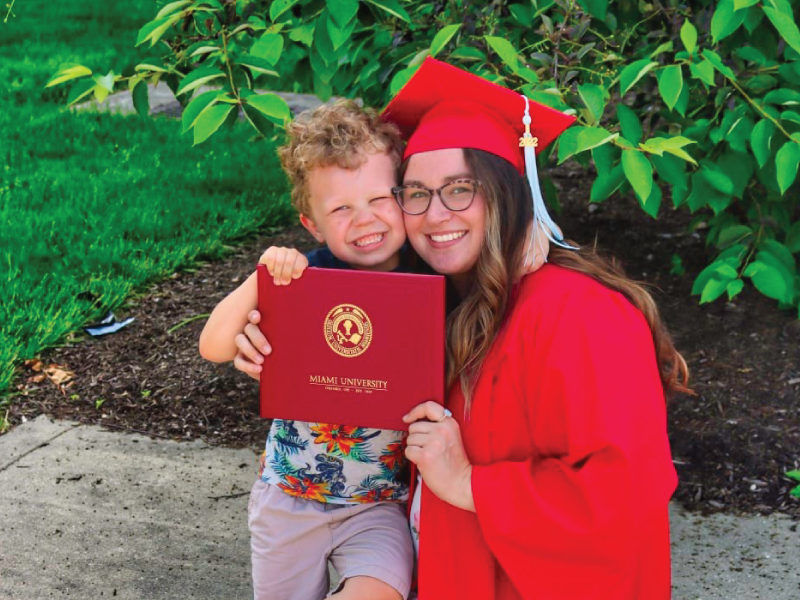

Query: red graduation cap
left=382, top=57, right=578, bottom=251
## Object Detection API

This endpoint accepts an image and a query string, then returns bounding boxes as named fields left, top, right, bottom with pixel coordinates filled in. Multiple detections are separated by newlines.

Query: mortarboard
left=382, top=57, right=578, bottom=257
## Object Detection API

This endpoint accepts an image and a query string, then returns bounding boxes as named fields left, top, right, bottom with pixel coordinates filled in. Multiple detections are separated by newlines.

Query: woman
left=383, top=58, right=688, bottom=600
left=236, top=58, right=688, bottom=599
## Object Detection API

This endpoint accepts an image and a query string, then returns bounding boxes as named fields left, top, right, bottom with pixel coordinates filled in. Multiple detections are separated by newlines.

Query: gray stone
left=73, top=84, right=336, bottom=120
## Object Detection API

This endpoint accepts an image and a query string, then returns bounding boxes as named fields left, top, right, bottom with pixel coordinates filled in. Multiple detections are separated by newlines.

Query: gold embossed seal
left=323, top=304, right=372, bottom=358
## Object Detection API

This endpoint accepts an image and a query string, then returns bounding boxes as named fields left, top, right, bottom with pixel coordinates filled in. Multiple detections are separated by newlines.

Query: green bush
left=49, top=0, right=800, bottom=317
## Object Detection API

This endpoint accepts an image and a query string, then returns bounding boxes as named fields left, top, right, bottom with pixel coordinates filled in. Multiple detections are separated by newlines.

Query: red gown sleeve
left=470, top=281, right=676, bottom=599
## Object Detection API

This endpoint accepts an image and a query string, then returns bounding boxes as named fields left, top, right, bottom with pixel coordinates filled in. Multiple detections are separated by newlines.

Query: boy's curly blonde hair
left=278, top=99, right=404, bottom=217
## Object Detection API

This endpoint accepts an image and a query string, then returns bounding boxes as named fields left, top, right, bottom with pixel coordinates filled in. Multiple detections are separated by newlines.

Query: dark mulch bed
left=7, top=165, right=800, bottom=518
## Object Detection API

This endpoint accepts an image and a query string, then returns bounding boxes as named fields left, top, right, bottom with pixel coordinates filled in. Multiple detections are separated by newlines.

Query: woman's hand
left=259, top=246, right=309, bottom=285
left=233, top=310, right=272, bottom=381
left=403, top=401, right=475, bottom=512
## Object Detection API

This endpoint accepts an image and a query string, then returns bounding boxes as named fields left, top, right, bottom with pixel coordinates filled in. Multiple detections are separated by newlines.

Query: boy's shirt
left=258, top=247, right=410, bottom=504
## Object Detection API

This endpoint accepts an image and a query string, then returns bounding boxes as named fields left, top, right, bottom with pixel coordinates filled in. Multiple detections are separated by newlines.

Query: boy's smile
left=301, top=152, right=406, bottom=272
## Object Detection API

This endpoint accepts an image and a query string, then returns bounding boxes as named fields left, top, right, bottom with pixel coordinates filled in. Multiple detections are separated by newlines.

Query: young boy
left=199, top=100, right=414, bottom=600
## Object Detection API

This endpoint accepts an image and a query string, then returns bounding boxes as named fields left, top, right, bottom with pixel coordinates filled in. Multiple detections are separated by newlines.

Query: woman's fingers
left=403, top=401, right=448, bottom=424
left=247, top=310, right=262, bottom=325
left=235, top=332, right=264, bottom=365
left=271, top=247, right=289, bottom=285
left=243, top=322, right=271, bottom=356
left=233, top=352, right=261, bottom=380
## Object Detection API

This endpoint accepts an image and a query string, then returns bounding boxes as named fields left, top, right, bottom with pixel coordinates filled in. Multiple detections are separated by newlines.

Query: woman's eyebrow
left=403, top=173, right=473, bottom=186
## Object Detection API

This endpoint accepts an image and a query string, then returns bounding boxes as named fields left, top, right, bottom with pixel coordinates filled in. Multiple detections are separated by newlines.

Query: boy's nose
left=352, top=206, right=376, bottom=225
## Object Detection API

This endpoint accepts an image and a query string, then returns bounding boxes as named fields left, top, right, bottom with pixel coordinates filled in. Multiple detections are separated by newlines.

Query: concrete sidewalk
left=1, top=416, right=798, bottom=600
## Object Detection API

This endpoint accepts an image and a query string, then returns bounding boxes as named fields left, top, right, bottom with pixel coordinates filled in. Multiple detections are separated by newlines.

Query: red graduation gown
left=417, top=265, right=677, bottom=600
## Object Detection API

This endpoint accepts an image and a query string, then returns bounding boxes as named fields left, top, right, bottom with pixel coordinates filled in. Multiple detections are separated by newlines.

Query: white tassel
left=520, top=96, right=579, bottom=266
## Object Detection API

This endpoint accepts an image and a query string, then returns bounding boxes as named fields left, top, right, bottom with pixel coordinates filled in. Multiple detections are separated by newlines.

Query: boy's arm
left=198, top=247, right=308, bottom=363
left=198, top=271, right=259, bottom=363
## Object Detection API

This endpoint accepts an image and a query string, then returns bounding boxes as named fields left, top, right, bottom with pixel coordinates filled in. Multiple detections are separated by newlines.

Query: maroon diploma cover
left=257, top=265, right=445, bottom=430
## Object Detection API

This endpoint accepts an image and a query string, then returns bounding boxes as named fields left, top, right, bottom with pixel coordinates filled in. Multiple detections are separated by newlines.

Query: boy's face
left=301, top=152, right=406, bottom=271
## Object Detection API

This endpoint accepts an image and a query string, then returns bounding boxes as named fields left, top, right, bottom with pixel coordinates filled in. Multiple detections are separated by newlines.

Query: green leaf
left=619, top=59, right=658, bottom=95
left=576, top=0, right=608, bottom=20
left=616, top=105, right=642, bottom=145
left=485, top=36, right=520, bottom=72
left=508, top=4, right=532, bottom=27
left=176, top=67, right=225, bottom=96
left=193, top=103, right=235, bottom=145
left=641, top=136, right=697, bottom=164
left=181, top=90, right=221, bottom=133
left=622, top=149, right=653, bottom=201
left=136, top=15, right=180, bottom=48
left=760, top=240, right=797, bottom=272
left=692, top=256, right=742, bottom=298
left=775, top=141, right=800, bottom=194
left=243, top=104, right=275, bottom=138
left=449, top=46, right=486, bottom=62
left=156, top=0, right=192, bottom=19
left=577, top=83, right=606, bottom=124
left=744, top=260, right=793, bottom=303
left=786, top=221, right=800, bottom=253
left=238, top=56, right=279, bottom=77
left=244, top=91, right=292, bottom=125
left=135, top=62, right=169, bottom=74
left=557, top=127, right=582, bottom=164
left=574, top=127, right=618, bottom=155
left=680, top=20, right=698, bottom=55
left=701, top=166, right=735, bottom=195
left=363, top=0, right=410, bottom=22
left=132, top=80, right=149, bottom=117
left=711, top=0, right=746, bottom=42
left=93, top=70, right=115, bottom=93
left=751, top=119, right=775, bottom=168
left=700, top=277, right=733, bottom=304
left=702, top=49, right=736, bottom=80
left=289, top=21, right=315, bottom=47
left=638, top=179, right=662, bottom=218
left=762, top=7, right=800, bottom=56
left=46, top=64, right=92, bottom=88
left=657, top=65, right=683, bottom=111
left=764, top=89, right=800, bottom=105
left=690, top=59, right=716, bottom=87
left=328, top=0, right=359, bottom=28
left=726, top=279, right=745, bottom=300
left=430, top=24, right=460, bottom=58
left=390, top=66, right=419, bottom=96
left=251, top=33, right=284, bottom=65
left=269, top=0, right=301, bottom=21
left=717, top=225, right=754, bottom=248
left=734, top=0, right=759, bottom=8
left=590, top=164, right=625, bottom=202
left=327, top=15, right=356, bottom=51
left=66, top=79, right=96, bottom=105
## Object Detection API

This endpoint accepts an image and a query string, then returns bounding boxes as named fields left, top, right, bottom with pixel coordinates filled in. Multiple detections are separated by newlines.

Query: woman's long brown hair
left=416, top=149, right=690, bottom=406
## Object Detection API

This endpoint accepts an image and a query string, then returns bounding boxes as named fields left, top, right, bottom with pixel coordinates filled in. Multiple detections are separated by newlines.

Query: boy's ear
left=300, top=214, right=325, bottom=243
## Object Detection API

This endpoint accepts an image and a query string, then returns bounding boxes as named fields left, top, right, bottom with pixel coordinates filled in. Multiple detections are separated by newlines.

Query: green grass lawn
left=0, top=0, right=292, bottom=400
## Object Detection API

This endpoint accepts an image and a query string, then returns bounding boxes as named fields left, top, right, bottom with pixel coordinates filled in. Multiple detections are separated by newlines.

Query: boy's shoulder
left=305, top=247, right=351, bottom=270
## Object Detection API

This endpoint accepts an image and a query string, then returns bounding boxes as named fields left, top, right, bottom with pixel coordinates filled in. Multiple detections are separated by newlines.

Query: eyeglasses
left=391, top=179, right=480, bottom=215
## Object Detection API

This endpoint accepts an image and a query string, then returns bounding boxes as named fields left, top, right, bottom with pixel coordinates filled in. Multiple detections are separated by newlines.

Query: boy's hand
left=233, top=310, right=271, bottom=381
left=259, top=246, right=309, bottom=286
left=515, top=221, right=550, bottom=281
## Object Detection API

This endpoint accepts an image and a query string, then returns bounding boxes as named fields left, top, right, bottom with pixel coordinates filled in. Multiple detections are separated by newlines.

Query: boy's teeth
left=354, top=233, right=384, bottom=247
left=430, top=231, right=466, bottom=243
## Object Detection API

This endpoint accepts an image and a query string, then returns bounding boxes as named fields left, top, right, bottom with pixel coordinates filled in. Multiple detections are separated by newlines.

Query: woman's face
left=402, top=148, right=487, bottom=289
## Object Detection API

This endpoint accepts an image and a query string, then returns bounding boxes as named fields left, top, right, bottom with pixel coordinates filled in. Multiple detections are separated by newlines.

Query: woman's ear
left=300, top=213, right=326, bottom=243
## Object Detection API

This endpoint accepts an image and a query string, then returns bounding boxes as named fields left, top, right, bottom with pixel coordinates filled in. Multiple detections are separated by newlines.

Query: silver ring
left=437, top=408, right=453, bottom=422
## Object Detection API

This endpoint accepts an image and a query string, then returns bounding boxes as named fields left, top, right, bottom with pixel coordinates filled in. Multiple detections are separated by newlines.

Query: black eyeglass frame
left=391, top=178, right=481, bottom=215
